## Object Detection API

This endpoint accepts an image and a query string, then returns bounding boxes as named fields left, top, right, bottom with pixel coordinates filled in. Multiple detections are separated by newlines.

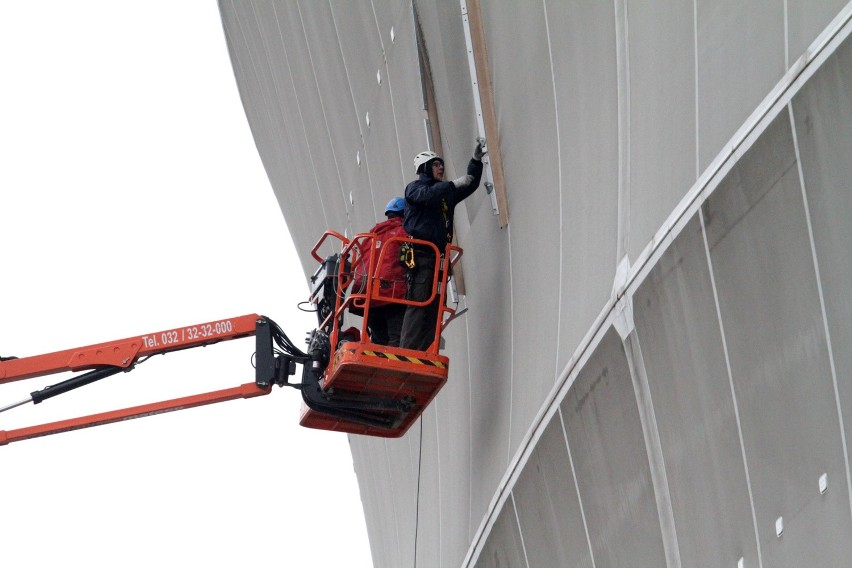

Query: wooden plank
left=466, top=0, right=509, bottom=228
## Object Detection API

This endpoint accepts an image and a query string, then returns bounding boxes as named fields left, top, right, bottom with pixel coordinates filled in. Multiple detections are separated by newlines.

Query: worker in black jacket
left=400, top=140, right=485, bottom=351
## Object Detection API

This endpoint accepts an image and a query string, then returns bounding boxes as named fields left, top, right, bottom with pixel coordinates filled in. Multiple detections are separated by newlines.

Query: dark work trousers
left=368, top=303, right=406, bottom=347
left=400, top=251, right=440, bottom=351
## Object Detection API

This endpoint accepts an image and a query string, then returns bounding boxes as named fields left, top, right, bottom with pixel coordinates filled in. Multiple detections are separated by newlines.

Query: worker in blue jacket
left=400, top=140, right=485, bottom=351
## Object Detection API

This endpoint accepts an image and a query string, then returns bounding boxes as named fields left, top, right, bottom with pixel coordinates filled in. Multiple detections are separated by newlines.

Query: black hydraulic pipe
left=254, top=318, right=276, bottom=388
left=30, top=366, right=125, bottom=404
left=299, top=365, right=407, bottom=430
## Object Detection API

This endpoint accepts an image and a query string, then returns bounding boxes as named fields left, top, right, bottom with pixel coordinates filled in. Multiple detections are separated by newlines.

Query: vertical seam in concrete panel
left=220, top=6, right=249, bottom=131
left=614, top=0, right=631, bottom=264
left=508, top=223, right=516, bottom=465
left=699, top=207, right=764, bottom=568
left=465, top=317, right=474, bottom=544
left=381, top=438, right=403, bottom=565
left=224, top=4, right=270, bottom=164
left=618, top=315, right=682, bottom=568
left=542, top=0, right=565, bottom=382
left=693, top=0, right=700, bottom=179
left=434, top=404, right=443, bottom=565
left=409, top=428, right=421, bottom=566
left=350, top=442, right=379, bottom=564
left=510, top=493, right=531, bottom=568
left=295, top=0, right=351, bottom=233
left=784, top=0, right=790, bottom=68
left=267, top=2, right=330, bottom=229
left=327, top=0, right=379, bottom=225
left=240, top=3, right=278, bottom=136
left=413, top=418, right=425, bottom=566
left=789, top=103, right=852, bottom=522
left=558, top=407, right=597, bottom=568
left=232, top=1, right=330, bottom=230
left=369, top=0, right=407, bottom=184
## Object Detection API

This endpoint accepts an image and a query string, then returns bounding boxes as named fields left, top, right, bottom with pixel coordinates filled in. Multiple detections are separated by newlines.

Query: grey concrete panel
left=627, top=0, right=697, bottom=263
left=787, top=0, right=848, bottom=68
left=383, top=6, right=432, bottom=181
left=561, top=328, right=667, bottom=567
left=248, top=0, right=345, bottom=247
left=219, top=2, right=330, bottom=272
left=696, top=0, right=785, bottom=171
left=413, top=411, right=441, bottom=568
left=349, top=439, right=384, bottom=564
left=513, top=415, right=593, bottom=568
left=266, top=1, right=350, bottom=231
left=328, top=0, right=384, bottom=117
left=506, top=231, right=562, bottom=457
left=474, top=498, right=527, bottom=568
left=478, top=3, right=563, bottom=454
left=349, top=152, right=386, bottom=234
left=349, top=438, right=397, bottom=566
left=324, top=6, right=424, bottom=212
left=634, top=215, right=759, bottom=568
left=793, top=31, right=852, bottom=534
left=362, top=74, right=409, bottom=207
left=296, top=2, right=378, bottom=229
left=375, top=434, right=421, bottom=567
left=480, top=0, right=560, bottom=210
left=371, top=0, right=409, bottom=43
left=412, top=1, right=479, bottom=199
left=703, top=111, right=852, bottom=567
left=327, top=0, right=409, bottom=220
left=349, top=432, right=423, bottom=568
left=433, top=321, right=474, bottom=565
left=544, top=0, right=621, bottom=370
left=462, top=216, right=513, bottom=522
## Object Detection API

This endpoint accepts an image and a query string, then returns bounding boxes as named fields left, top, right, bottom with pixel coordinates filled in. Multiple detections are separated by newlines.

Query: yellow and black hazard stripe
left=361, top=349, right=446, bottom=369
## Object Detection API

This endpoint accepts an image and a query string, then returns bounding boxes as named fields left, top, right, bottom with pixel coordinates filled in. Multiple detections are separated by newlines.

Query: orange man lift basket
left=298, top=230, right=463, bottom=438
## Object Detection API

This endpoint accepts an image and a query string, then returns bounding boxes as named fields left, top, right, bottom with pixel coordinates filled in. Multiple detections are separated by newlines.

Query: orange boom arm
left=0, top=314, right=301, bottom=446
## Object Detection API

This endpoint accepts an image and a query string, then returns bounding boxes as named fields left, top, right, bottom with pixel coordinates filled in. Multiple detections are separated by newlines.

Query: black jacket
left=403, top=158, right=483, bottom=249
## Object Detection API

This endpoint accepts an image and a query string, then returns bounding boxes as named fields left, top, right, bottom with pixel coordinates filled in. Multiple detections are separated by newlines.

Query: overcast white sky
left=0, top=2, right=372, bottom=566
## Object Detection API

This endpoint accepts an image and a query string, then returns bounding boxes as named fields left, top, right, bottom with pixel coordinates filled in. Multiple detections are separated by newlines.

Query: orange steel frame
left=0, top=383, right=268, bottom=446
left=309, top=230, right=463, bottom=355
left=0, top=314, right=269, bottom=446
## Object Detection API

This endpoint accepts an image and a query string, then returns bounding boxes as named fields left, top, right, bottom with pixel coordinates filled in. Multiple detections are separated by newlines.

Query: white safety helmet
left=413, top=151, right=442, bottom=174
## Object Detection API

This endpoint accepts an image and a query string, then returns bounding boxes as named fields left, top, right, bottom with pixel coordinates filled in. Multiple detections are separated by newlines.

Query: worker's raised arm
left=452, top=158, right=484, bottom=203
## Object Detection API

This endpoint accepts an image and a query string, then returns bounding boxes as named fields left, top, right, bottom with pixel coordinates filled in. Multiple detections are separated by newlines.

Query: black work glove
left=473, top=138, right=487, bottom=160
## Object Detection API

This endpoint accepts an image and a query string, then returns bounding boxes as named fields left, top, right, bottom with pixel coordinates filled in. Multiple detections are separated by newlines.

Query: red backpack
left=351, top=216, right=409, bottom=306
